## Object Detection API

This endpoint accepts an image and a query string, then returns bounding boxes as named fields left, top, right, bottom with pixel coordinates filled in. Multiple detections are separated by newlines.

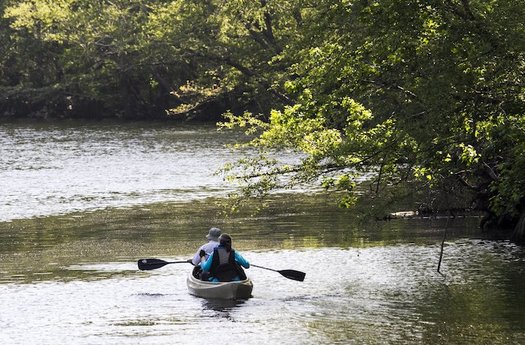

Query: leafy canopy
left=221, top=0, right=525, bottom=220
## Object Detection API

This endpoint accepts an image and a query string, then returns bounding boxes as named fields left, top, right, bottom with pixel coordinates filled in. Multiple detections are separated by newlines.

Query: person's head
left=206, top=227, right=221, bottom=242
left=219, top=233, right=232, bottom=251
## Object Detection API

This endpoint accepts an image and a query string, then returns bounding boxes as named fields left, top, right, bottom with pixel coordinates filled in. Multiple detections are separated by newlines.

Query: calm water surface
left=0, top=121, right=243, bottom=221
left=0, top=121, right=524, bottom=344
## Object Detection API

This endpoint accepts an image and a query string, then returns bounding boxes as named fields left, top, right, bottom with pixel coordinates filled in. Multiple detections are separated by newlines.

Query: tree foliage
left=220, top=0, right=525, bottom=239
left=1, top=0, right=524, bottom=239
left=0, top=0, right=300, bottom=119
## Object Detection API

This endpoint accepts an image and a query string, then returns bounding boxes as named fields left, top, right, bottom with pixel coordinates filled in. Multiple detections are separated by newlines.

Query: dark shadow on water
left=201, top=299, right=247, bottom=320
left=202, top=298, right=247, bottom=311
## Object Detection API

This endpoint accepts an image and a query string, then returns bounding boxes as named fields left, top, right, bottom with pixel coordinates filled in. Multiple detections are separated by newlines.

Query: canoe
left=186, top=273, right=253, bottom=300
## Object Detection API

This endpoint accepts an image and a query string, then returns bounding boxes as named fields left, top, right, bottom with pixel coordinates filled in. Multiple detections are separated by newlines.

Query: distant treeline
left=1, top=1, right=524, bottom=241
left=0, top=0, right=291, bottom=121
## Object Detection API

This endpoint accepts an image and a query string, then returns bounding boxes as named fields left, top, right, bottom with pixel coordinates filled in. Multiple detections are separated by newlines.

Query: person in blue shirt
left=200, top=233, right=250, bottom=282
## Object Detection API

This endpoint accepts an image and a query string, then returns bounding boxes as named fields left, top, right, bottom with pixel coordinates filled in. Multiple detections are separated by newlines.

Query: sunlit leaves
left=458, top=143, right=479, bottom=166
left=221, top=0, right=525, bottom=229
left=4, top=0, right=71, bottom=41
left=219, top=111, right=268, bottom=137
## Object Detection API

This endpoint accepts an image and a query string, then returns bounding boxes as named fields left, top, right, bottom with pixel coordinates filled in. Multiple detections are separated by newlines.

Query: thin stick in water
left=437, top=217, right=450, bottom=275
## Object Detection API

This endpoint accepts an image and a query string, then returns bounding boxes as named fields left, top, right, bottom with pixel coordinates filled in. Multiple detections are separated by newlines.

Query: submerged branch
left=437, top=217, right=450, bottom=276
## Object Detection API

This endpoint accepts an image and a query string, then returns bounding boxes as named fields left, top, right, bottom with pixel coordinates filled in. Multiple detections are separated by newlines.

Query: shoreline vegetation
left=1, top=1, right=523, bottom=242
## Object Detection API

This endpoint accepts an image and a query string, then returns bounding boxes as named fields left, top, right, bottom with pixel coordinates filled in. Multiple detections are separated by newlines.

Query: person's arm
left=201, top=252, right=214, bottom=272
left=191, top=245, right=205, bottom=266
left=191, top=250, right=201, bottom=266
left=234, top=252, right=250, bottom=269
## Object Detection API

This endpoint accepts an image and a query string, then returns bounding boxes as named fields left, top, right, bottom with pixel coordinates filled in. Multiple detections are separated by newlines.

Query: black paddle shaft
left=137, top=258, right=191, bottom=270
left=251, top=264, right=306, bottom=282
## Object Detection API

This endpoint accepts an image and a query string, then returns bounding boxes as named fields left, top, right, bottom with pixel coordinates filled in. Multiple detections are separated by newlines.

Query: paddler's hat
left=206, top=227, right=222, bottom=241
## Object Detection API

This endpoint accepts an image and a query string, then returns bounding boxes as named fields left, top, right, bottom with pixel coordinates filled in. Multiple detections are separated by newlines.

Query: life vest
left=210, top=247, right=245, bottom=282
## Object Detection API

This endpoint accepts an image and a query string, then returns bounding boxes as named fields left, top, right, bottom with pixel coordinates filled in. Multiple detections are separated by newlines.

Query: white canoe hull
left=186, top=273, right=253, bottom=300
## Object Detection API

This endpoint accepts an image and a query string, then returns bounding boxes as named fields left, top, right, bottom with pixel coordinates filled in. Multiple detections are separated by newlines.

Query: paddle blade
left=278, top=269, right=306, bottom=282
left=137, top=258, right=169, bottom=270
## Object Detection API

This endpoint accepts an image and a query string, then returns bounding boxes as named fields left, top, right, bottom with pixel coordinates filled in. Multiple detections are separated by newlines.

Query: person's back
left=209, top=246, right=244, bottom=282
left=191, top=227, right=221, bottom=266
left=201, top=233, right=249, bottom=282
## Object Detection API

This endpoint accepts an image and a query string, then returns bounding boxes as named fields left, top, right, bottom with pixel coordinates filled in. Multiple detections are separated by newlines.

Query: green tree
left=1, top=0, right=302, bottom=119
left=145, top=0, right=302, bottom=118
left=0, top=0, right=66, bottom=118
left=2, top=0, right=194, bottom=119
left=2, top=0, right=523, bottom=242
left=221, top=0, right=525, bottom=241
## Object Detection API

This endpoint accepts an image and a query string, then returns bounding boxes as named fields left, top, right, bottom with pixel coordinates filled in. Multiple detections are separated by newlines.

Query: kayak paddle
left=138, top=258, right=306, bottom=282
left=138, top=258, right=192, bottom=270
left=251, top=264, right=306, bottom=282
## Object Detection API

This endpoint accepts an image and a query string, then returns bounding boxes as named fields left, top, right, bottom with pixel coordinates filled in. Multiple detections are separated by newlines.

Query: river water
left=0, top=121, right=524, bottom=344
